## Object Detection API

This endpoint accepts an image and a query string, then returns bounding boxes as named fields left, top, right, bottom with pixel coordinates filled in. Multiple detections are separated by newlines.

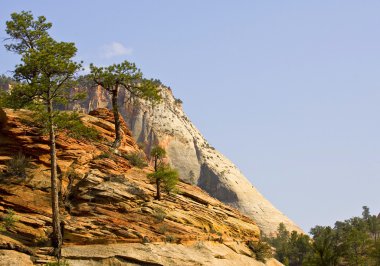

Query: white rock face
left=84, top=85, right=302, bottom=235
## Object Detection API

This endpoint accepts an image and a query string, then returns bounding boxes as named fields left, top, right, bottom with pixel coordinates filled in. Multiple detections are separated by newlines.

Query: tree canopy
left=4, top=10, right=82, bottom=258
left=89, top=61, right=161, bottom=148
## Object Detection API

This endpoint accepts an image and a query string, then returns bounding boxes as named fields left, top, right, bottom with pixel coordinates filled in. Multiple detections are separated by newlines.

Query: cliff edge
left=76, top=85, right=303, bottom=235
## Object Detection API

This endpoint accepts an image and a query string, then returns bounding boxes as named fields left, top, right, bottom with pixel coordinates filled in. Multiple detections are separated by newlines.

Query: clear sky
left=1, top=1, right=379, bottom=232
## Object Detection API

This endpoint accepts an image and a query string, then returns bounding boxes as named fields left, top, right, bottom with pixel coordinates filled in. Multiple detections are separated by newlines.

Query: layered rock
left=74, top=85, right=302, bottom=235
left=0, top=108, right=279, bottom=265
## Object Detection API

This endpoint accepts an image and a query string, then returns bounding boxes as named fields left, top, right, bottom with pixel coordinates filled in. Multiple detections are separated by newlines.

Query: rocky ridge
left=0, top=107, right=281, bottom=265
left=74, top=85, right=302, bottom=235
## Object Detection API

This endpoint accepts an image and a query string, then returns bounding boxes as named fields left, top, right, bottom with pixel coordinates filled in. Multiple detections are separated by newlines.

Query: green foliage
left=97, top=152, right=112, bottom=159
left=0, top=83, right=35, bottom=109
left=23, top=108, right=99, bottom=141
left=1, top=151, right=31, bottom=179
left=150, top=146, right=166, bottom=162
left=268, top=206, right=380, bottom=266
left=148, top=164, right=179, bottom=193
left=174, top=97, right=183, bottom=105
left=247, top=240, right=273, bottom=263
left=5, top=10, right=82, bottom=256
left=161, top=166, right=179, bottom=194
left=158, top=224, right=168, bottom=234
left=76, top=75, right=96, bottom=89
left=0, top=74, right=14, bottom=89
left=153, top=208, right=167, bottom=223
left=89, top=61, right=160, bottom=148
left=89, top=61, right=161, bottom=105
left=5, top=10, right=82, bottom=107
left=54, top=112, right=100, bottom=140
left=165, top=235, right=177, bottom=243
left=123, top=152, right=147, bottom=168
left=0, top=208, right=18, bottom=232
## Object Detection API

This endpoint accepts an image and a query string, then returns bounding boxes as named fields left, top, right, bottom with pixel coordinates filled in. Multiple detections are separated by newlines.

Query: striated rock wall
left=0, top=108, right=282, bottom=265
left=74, top=86, right=302, bottom=235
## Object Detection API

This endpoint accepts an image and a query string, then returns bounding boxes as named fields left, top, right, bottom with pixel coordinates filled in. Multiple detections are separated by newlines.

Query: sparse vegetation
left=158, top=225, right=168, bottom=234
left=96, top=152, right=112, bottom=159
left=174, top=97, right=183, bottom=105
left=153, top=208, right=167, bottom=223
left=122, top=151, right=147, bottom=168
left=165, top=235, right=176, bottom=243
left=54, top=112, right=100, bottom=140
left=0, top=208, right=18, bottom=232
left=1, top=151, right=31, bottom=179
left=26, top=109, right=100, bottom=141
left=247, top=240, right=272, bottom=263
left=148, top=146, right=179, bottom=200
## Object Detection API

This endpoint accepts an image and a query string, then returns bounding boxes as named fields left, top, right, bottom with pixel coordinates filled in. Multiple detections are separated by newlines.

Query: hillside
left=68, top=84, right=302, bottom=235
left=0, top=107, right=281, bottom=265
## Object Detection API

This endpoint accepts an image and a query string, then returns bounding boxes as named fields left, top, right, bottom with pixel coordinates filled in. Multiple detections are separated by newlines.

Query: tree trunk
left=111, top=87, right=121, bottom=148
left=156, top=178, right=161, bottom=200
left=48, top=99, right=62, bottom=258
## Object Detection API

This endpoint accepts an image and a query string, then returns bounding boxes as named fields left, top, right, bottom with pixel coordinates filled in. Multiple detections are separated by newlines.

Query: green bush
left=96, top=152, right=112, bottom=159
left=22, top=107, right=100, bottom=141
left=174, top=98, right=183, bottom=105
left=165, top=235, right=176, bottom=243
left=0, top=208, right=18, bottom=232
left=247, top=240, right=272, bottom=263
left=153, top=208, right=167, bottom=223
left=54, top=112, right=100, bottom=141
left=2, top=152, right=31, bottom=179
left=122, top=152, right=147, bottom=168
left=158, top=225, right=168, bottom=234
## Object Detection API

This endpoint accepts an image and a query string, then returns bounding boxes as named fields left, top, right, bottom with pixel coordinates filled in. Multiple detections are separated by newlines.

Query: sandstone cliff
left=0, top=108, right=280, bottom=265
left=73, top=85, right=302, bottom=235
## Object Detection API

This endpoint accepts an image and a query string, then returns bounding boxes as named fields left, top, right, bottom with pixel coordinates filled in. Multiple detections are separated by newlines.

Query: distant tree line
left=266, top=206, right=380, bottom=266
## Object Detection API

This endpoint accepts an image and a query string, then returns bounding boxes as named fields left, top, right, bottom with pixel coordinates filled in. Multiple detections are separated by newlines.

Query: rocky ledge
left=0, top=108, right=281, bottom=265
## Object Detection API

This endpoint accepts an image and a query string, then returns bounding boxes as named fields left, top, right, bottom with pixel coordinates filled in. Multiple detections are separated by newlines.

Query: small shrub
left=247, top=240, right=272, bottom=263
left=165, top=235, right=176, bottom=243
left=0, top=208, right=18, bottom=232
left=158, top=225, right=168, bottom=234
left=174, top=98, right=183, bottom=105
left=3, top=152, right=31, bottom=179
left=96, top=152, right=112, bottom=159
left=153, top=208, right=167, bottom=223
left=54, top=112, right=100, bottom=141
left=142, top=236, right=150, bottom=244
left=122, top=152, right=147, bottom=168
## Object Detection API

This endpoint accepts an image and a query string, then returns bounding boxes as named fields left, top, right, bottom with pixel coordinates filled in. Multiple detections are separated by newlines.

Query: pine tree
left=148, top=146, right=179, bottom=200
left=5, top=11, right=81, bottom=258
left=89, top=62, right=161, bottom=148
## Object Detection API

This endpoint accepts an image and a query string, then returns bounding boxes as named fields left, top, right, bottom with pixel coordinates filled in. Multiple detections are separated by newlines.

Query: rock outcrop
left=74, top=85, right=302, bottom=235
left=0, top=108, right=280, bottom=265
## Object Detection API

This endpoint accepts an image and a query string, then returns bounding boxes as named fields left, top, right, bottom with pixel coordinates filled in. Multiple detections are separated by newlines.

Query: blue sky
left=1, top=1, right=379, bottom=232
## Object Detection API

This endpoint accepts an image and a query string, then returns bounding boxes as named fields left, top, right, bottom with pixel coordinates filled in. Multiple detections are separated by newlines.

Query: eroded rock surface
left=75, top=86, right=302, bottom=235
left=62, top=242, right=283, bottom=266
left=0, top=108, right=280, bottom=265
